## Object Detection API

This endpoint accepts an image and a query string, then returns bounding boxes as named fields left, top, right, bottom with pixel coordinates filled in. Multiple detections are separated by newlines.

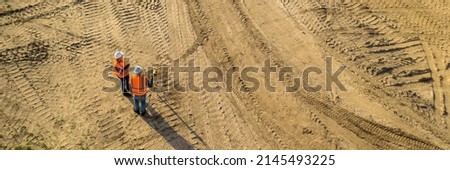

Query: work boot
left=140, top=109, right=147, bottom=116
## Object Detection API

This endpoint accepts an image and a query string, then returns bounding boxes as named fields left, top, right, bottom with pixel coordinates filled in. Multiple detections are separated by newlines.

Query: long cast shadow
left=126, top=95, right=207, bottom=150
left=158, top=94, right=209, bottom=144
left=140, top=107, right=195, bottom=150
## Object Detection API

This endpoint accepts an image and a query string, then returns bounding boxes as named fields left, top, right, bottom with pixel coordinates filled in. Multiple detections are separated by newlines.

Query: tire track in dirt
left=165, top=0, right=197, bottom=57
left=178, top=0, right=268, bottom=149
left=235, top=0, right=443, bottom=149
left=183, top=51, right=266, bottom=149
left=109, top=3, right=141, bottom=56
left=39, top=36, right=85, bottom=149
left=213, top=92, right=252, bottom=149
left=184, top=0, right=288, bottom=149
left=301, top=90, right=440, bottom=149
left=0, top=72, right=27, bottom=147
left=422, top=41, right=450, bottom=129
left=1, top=2, right=87, bottom=149
left=423, top=41, right=447, bottom=117
left=114, top=4, right=141, bottom=34
left=233, top=0, right=326, bottom=149
left=287, top=63, right=438, bottom=149
left=186, top=50, right=261, bottom=149
left=137, top=2, right=171, bottom=65
left=1, top=42, right=53, bottom=124
left=369, top=1, right=449, bottom=36
left=0, top=2, right=42, bottom=17
left=2, top=64, right=30, bottom=134
left=97, top=113, right=126, bottom=144
left=338, top=0, right=446, bottom=138
left=136, top=1, right=173, bottom=108
left=53, top=45, right=91, bottom=150
left=0, top=41, right=48, bottom=64
left=170, top=31, right=257, bottom=149
left=194, top=53, right=233, bottom=149
left=308, top=111, right=350, bottom=149
left=183, top=94, right=209, bottom=149
left=0, top=2, right=72, bottom=27
left=365, top=1, right=449, bottom=65
left=0, top=2, right=47, bottom=24
left=137, top=1, right=208, bottom=149
left=233, top=1, right=297, bottom=149
left=237, top=84, right=289, bottom=149
left=80, top=3, right=115, bottom=147
left=50, top=29, right=90, bottom=149
left=81, top=2, right=128, bottom=149
left=204, top=91, right=255, bottom=149
left=283, top=0, right=421, bottom=78
left=2, top=47, right=59, bottom=148
left=365, top=0, right=450, bottom=125
left=280, top=0, right=450, bottom=146
left=338, top=2, right=426, bottom=75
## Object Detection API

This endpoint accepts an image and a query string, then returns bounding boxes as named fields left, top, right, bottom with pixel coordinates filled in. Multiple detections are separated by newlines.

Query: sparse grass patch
left=14, top=145, right=32, bottom=150
left=40, top=142, right=49, bottom=150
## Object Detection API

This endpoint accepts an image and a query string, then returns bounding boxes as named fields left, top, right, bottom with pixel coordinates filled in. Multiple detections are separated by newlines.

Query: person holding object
left=113, top=51, right=131, bottom=96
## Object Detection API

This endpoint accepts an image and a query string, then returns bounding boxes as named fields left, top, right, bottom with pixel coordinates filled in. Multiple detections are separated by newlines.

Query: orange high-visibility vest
left=113, top=58, right=129, bottom=78
left=130, top=75, right=148, bottom=96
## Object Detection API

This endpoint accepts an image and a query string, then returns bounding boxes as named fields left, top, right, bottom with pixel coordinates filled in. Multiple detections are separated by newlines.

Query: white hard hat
left=134, top=66, right=143, bottom=74
left=114, top=51, right=124, bottom=59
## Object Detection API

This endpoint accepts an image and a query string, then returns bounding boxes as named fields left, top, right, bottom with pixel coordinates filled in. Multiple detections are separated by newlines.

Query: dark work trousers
left=120, top=75, right=130, bottom=95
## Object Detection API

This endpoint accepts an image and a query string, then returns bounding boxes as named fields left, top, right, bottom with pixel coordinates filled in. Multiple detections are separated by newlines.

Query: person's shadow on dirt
left=125, top=95, right=204, bottom=150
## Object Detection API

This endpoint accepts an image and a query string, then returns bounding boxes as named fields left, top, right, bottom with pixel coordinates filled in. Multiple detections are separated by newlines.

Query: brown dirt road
left=1, top=0, right=449, bottom=149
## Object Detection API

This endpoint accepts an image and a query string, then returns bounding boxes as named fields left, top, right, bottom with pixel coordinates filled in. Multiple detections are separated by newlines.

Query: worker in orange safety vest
left=129, top=66, right=153, bottom=115
left=113, top=51, right=131, bottom=96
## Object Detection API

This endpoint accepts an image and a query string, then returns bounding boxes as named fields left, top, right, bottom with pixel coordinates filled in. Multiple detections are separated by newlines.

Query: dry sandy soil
left=1, top=0, right=449, bottom=150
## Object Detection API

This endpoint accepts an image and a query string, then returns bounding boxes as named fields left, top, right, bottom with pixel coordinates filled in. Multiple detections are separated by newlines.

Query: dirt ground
left=1, top=0, right=449, bottom=150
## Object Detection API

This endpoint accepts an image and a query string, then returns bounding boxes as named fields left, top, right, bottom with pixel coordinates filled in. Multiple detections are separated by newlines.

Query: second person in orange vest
left=113, top=51, right=131, bottom=96
left=129, top=66, right=152, bottom=115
